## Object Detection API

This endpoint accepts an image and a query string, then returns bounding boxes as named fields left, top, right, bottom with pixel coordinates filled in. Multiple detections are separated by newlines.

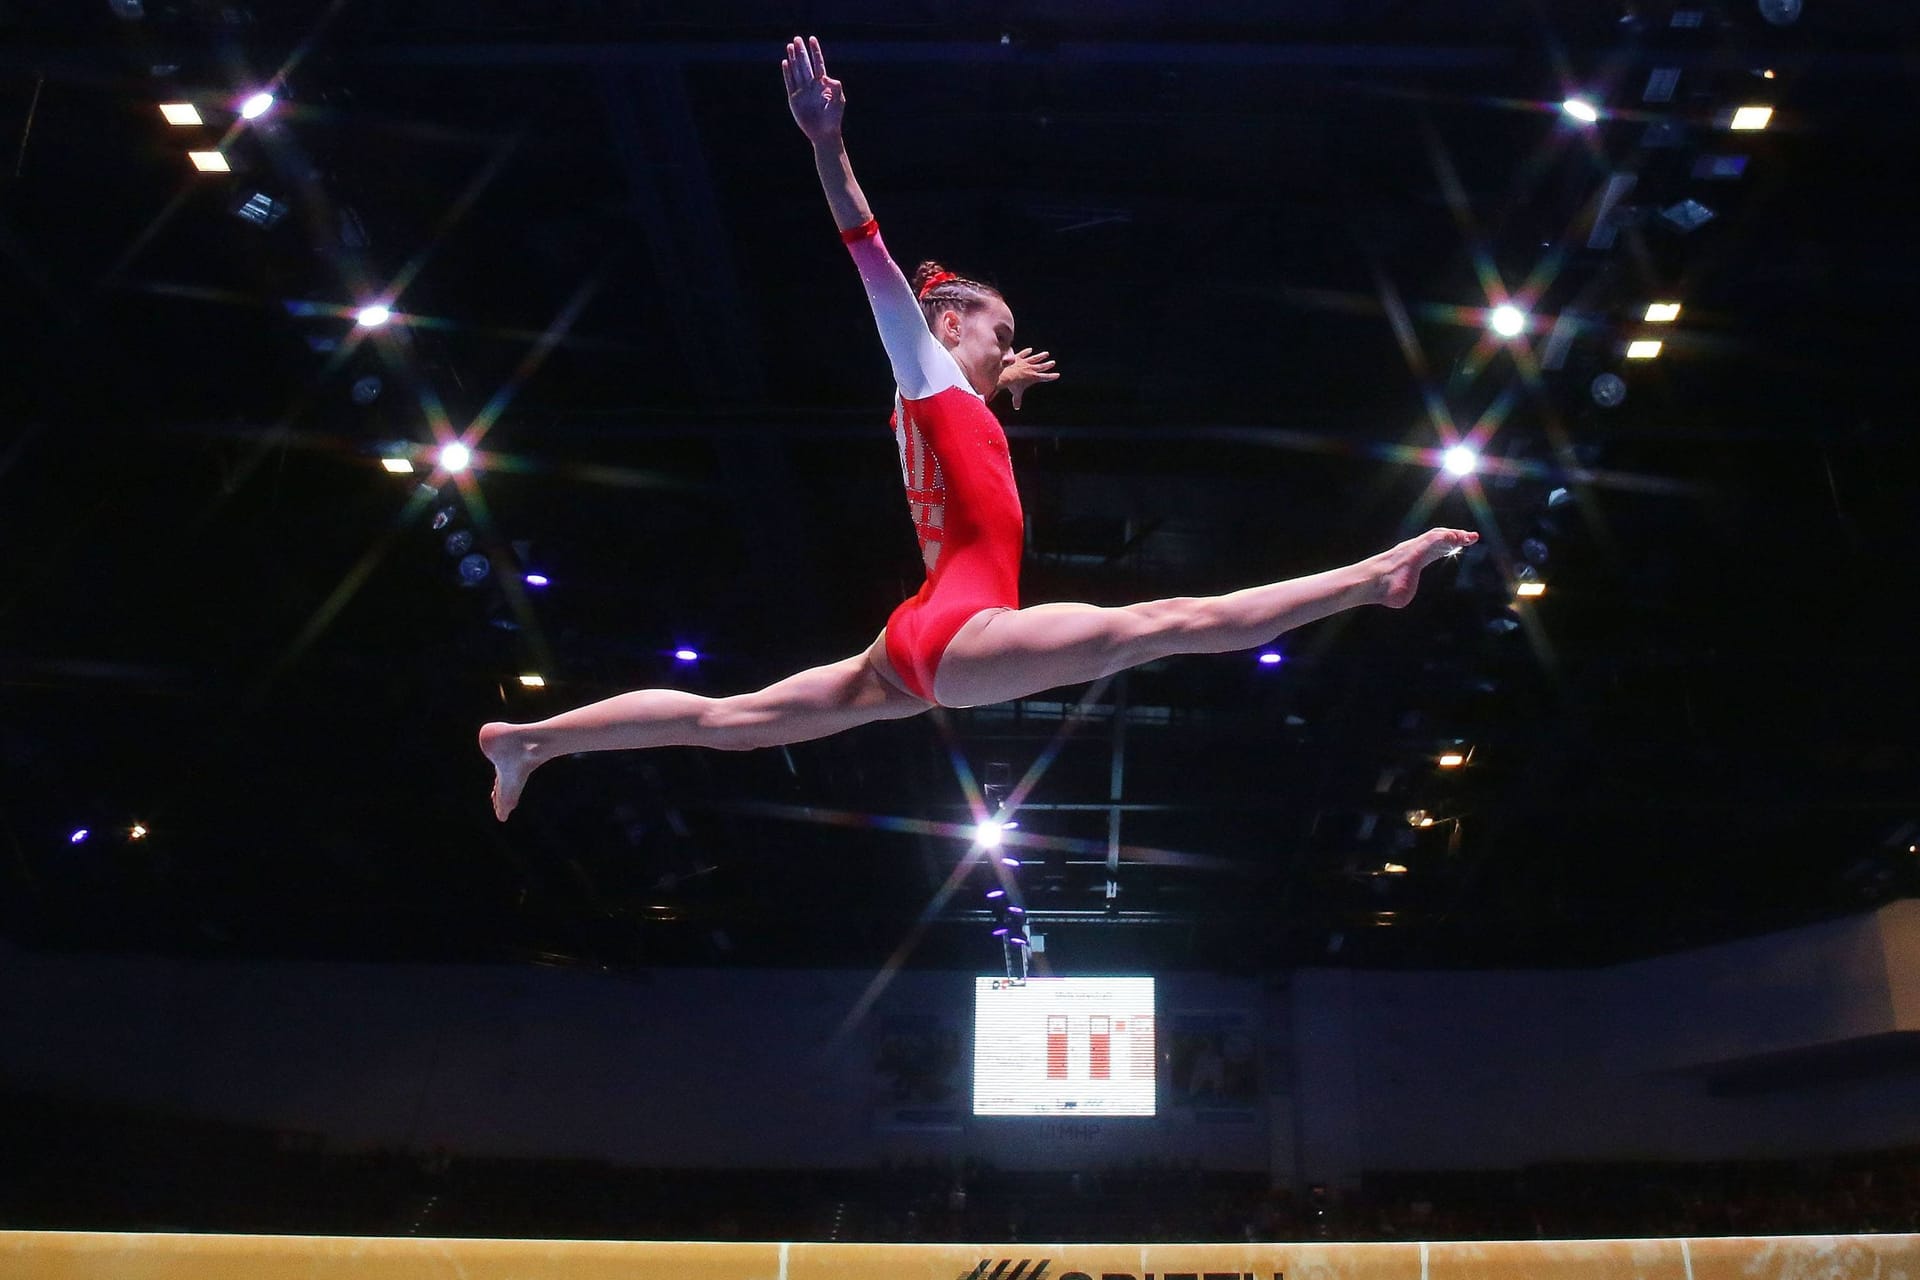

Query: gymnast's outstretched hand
left=997, top=347, right=1060, bottom=410
left=783, top=35, right=845, bottom=143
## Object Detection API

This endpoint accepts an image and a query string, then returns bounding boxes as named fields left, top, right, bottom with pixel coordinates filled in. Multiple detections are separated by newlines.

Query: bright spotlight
left=1626, top=339, right=1663, bottom=360
left=1257, top=651, right=1282, bottom=666
left=1442, top=446, right=1478, bottom=477
left=240, top=92, right=275, bottom=120
left=519, top=674, right=546, bottom=688
left=69, top=829, right=90, bottom=844
left=524, top=573, right=550, bottom=588
left=1000, top=855, right=1022, bottom=868
left=354, top=304, right=391, bottom=328
left=129, top=824, right=149, bottom=840
left=1382, top=862, right=1409, bottom=875
left=976, top=821, right=1004, bottom=848
left=187, top=151, right=230, bottom=173
left=1645, top=302, right=1682, bottom=323
left=1438, top=751, right=1467, bottom=768
left=158, top=102, right=202, bottom=126
left=380, top=457, right=414, bottom=474
left=1516, top=581, right=1547, bottom=598
left=1562, top=97, right=1600, bottom=124
left=1730, top=105, right=1773, bottom=131
left=1489, top=304, right=1527, bottom=337
left=985, top=888, right=1006, bottom=900
left=438, top=442, right=472, bottom=473
left=673, top=648, right=700, bottom=663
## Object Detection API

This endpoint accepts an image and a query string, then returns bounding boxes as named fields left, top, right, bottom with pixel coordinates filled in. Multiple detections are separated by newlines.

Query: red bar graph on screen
left=1089, top=1015, right=1112, bottom=1079
left=1130, top=1013, right=1155, bottom=1079
left=1046, top=1015, right=1068, bottom=1079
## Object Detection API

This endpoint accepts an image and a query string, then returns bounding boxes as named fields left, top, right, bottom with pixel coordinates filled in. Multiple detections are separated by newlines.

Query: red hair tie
left=917, top=270, right=959, bottom=299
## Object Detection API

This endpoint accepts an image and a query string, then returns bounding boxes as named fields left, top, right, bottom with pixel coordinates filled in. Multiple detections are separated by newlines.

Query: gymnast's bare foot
left=480, top=722, right=544, bottom=821
left=1374, top=528, right=1478, bottom=609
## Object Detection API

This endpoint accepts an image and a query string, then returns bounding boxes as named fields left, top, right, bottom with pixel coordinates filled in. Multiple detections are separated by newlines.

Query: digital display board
left=972, top=976, right=1156, bottom=1116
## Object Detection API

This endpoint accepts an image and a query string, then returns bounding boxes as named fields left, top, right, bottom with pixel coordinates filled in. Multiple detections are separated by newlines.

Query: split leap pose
left=479, top=36, right=1476, bottom=820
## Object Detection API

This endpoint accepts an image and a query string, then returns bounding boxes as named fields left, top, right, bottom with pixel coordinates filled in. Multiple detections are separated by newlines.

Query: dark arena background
left=2, top=2, right=1918, bottom=1278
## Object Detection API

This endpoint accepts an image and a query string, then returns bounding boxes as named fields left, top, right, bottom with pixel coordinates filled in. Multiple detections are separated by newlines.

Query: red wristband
left=839, top=218, right=879, bottom=244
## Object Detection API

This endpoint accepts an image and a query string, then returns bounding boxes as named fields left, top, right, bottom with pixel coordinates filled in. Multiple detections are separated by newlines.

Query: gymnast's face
left=934, top=296, right=1017, bottom=399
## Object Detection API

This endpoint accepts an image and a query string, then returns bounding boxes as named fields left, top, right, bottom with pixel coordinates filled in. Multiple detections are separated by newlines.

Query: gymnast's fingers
left=810, top=36, right=829, bottom=80
left=792, top=35, right=815, bottom=82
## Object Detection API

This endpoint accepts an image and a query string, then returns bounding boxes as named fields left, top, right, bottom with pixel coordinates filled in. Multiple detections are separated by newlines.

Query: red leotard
left=841, top=220, right=1024, bottom=702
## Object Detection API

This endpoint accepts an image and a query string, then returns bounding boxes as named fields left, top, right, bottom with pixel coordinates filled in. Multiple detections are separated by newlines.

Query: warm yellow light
left=1438, top=752, right=1466, bottom=768
left=129, top=824, right=148, bottom=840
left=1626, top=339, right=1663, bottom=360
left=1516, top=581, right=1547, bottom=598
left=1417, top=817, right=1436, bottom=828
left=1382, top=863, right=1409, bottom=875
left=519, top=674, right=546, bottom=688
left=1762, top=69, right=1776, bottom=80
left=1406, top=809, right=1429, bottom=827
left=1730, top=105, right=1773, bottom=131
left=381, top=457, right=414, bottom=474
left=159, top=103, right=202, bottom=126
left=188, top=150, right=230, bottom=172
left=1644, top=302, right=1681, bottom=323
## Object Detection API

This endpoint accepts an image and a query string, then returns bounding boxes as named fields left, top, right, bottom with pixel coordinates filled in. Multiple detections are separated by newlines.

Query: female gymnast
left=479, top=36, right=1476, bottom=820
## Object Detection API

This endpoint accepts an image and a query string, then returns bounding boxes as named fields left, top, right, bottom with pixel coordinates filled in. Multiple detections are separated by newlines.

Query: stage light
left=232, top=191, right=289, bottom=229
left=1489, top=304, right=1527, bottom=337
left=381, top=457, right=413, bottom=474
left=239, top=92, right=275, bottom=120
left=1645, top=302, right=1682, bottom=323
left=1661, top=199, right=1715, bottom=232
left=1007, top=904, right=1025, bottom=915
left=1759, top=0, right=1801, bottom=24
left=69, top=828, right=90, bottom=844
left=1438, top=751, right=1467, bottom=768
left=1591, top=372, right=1627, bottom=407
left=1009, top=933, right=1030, bottom=947
left=1406, top=810, right=1428, bottom=827
left=456, top=553, right=491, bottom=587
left=1562, top=97, right=1599, bottom=124
left=1730, top=106, right=1773, bottom=131
left=1627, top=339, right=1663, bottom=359
left=1001, top=855, right=1022, bottom=868
left=1762, top=69, right=1777, bottom=79
left=985, top=888, right=1006, bottom=900
left=525, top=573, right=550, bottom=588
left=1257, top=651, right=1282, bottom=666
left=188, top=151, right=229, bottom=173
left=976, top=820, right=1004, bottom=848
left=355, top=304, right=391, bottom=328
left=1517, top=581, right=1547, bottom=598
left=159, top=103, right=201, bottom=126
left=519, top=674, right=546, bottom=688
left=1382, top=862, right=1408, bottom=875
left=673, top=648, right=700, bottom=662
left=129, top=824, right=148, bottom=840
left=1442, top=446, right=1478, bottom=477
left=438, top=442, right=472, bottom=473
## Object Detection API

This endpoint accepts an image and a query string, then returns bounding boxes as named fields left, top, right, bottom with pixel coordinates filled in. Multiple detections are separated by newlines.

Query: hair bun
left=912, top=261, right=951, bottom=294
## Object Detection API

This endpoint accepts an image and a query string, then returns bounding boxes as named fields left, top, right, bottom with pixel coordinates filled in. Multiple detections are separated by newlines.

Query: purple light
left=68, top=828, right=89, bottom=844
left=985, top=888, right=1006, bottom=900
left=991, top=926, right=1010, bottom=937
left=1001, top=856, right=1021, bottom=868
left=1007, top=905, right=1025, bottom=915
left=1009, top=935, right=1030, bottom=947
left=1258, top=651, right=1282, bottom=666
left=673, top=648, right=700, bottom=662
left=524, top=573, right=549, bottom=588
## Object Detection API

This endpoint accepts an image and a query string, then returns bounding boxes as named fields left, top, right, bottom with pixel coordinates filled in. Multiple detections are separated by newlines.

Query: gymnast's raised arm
left=783, top=35, right=966, bottom=402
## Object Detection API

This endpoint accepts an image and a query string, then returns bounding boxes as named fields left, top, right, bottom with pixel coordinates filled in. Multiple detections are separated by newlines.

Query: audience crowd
left=5, top=1092, right=1918, bottom=1242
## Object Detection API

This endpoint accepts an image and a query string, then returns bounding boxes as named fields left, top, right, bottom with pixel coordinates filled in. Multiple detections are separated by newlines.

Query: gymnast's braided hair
left=913, top=260, right=1003, bottom=330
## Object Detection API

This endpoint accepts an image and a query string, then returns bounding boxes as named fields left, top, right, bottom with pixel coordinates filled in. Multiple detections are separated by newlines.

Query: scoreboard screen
left=972, top=976, right=1156, bottom=1116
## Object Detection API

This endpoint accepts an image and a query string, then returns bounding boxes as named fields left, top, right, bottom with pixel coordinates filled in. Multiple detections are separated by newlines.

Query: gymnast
left=479, top=35, right=1476, bottom=820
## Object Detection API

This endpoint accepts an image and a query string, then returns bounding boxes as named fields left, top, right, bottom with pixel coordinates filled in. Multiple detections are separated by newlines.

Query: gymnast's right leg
left=480, top=632, right=931, bottom=820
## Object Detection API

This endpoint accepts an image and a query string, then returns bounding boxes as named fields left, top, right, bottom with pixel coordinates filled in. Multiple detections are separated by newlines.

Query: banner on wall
left=871, top=1011, right=963, bottom=1130
left=1165, top=1012, right=1260, bottom=1121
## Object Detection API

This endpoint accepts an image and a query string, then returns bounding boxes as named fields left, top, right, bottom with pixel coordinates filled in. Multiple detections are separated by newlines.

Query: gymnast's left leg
left=930, top=528, right=1477, bottom=709
left=480, top=632, right=931, bottom=820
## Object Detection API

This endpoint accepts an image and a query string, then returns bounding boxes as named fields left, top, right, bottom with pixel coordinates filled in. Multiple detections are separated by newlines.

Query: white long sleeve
left=841, top=220, right=970, bottom=402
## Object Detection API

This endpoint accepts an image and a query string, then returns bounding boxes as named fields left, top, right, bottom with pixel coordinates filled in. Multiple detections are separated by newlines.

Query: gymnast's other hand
left=783, top=35, right=845, bottom=143
left=997, top=348, right=1059, bottom=411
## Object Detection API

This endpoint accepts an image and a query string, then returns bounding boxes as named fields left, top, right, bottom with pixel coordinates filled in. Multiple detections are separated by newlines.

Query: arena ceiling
left=1, top=0, right=1915, bottom=973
